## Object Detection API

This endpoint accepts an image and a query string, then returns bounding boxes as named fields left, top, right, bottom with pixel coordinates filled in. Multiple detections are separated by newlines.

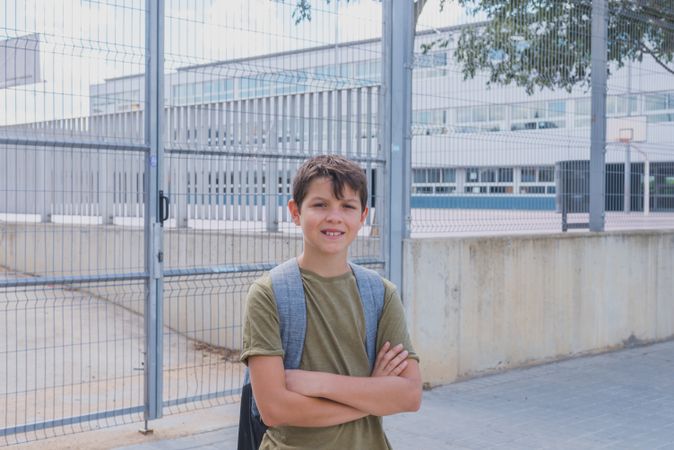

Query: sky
left=0, top=0, right=467, bottom=125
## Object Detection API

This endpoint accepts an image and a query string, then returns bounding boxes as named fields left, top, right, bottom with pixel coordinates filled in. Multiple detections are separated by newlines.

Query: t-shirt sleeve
left=376, top=281, right=419, bottom=362
left=240, top=277, right=285, bottom=365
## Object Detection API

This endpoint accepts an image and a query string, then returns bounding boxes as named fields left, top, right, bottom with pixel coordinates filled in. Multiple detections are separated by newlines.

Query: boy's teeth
left=325, top=231, right=341, bottom=236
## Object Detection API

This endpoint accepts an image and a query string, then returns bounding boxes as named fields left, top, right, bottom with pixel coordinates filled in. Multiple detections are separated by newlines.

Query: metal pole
left=589, top=0, right=608, bottom=231
left=143, top=0, right=165, bottom=430
left=624, top=62, right=632, bottom=213
left=624, top=143, right=631, bottom=212
left=644, top=157, right=651, bottom=216
left=382, top=0, right=413, bottom=291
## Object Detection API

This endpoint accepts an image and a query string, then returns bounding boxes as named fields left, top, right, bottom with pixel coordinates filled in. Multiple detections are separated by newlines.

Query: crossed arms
left=248, top=342, right=422, bottom=428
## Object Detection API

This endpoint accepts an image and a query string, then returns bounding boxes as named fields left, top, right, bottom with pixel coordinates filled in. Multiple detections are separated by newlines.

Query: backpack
left=237, top=258, right=385, bottom=450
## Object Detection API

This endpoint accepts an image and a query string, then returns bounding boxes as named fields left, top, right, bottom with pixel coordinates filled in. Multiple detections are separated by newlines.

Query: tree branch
left=640, top=43, right=674, bottom=75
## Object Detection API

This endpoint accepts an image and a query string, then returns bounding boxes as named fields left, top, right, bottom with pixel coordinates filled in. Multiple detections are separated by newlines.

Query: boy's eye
left=343, top=204, right=356, bottom=209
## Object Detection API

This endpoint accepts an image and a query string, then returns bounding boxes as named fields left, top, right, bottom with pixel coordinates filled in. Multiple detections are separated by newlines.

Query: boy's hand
left=371, top=342, right=409, bottom=377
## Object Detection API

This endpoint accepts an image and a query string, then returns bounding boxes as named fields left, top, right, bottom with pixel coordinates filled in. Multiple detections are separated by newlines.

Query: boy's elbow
left=404, top=380, right=422, bottom=412
left=258, top=402, right=289, bottom=428
left=407, top=391, right=422, bottom=412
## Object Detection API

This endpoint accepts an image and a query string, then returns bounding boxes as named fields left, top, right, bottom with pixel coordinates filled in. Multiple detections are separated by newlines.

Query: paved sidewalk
left=118, top=340, right=674, bottom=450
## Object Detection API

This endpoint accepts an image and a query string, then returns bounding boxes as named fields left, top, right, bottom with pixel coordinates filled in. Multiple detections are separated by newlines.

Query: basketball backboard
left=607, top=115, right=647, bottom=143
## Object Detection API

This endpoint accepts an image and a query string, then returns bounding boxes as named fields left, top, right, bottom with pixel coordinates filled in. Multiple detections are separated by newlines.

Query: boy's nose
left=325, top=208, right=343, bottom=222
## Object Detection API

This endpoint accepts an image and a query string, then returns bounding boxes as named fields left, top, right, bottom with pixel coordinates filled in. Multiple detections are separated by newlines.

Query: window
left=466, top=168, right=479, bottom=182
left=465, top=186, right=488, bottom=194
left=644, top=93, right=669, bottom=111
left=435, top=186, right=455, bottom=194
left=442, top=168, right=456, bottom=183
left=480, top=169, right=496, bottom=183
left=520, top=186, right=546, bottom=194
left=538, top=167, right=554, bottom=182
left=498, top=168, right=513, bottom=183
left=413, top=186, right=433, bottom=194
left=511, top=100, right=567, bottom=130
left=427, top=169, right=441, bottom=183
left=521, top=167, right=536, bottom=182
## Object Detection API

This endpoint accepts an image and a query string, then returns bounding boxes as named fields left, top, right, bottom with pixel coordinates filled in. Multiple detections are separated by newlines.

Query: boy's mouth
left=321, top=230, right=345, bottom=237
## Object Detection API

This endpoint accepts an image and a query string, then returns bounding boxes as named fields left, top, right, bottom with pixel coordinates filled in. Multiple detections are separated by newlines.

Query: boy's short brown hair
left=292, top=155, right=368, bottom=212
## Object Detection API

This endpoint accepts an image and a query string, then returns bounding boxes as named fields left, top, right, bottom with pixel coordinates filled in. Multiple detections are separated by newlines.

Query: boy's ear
left=360, top=206, right=369, bottom=225
left=288, top=199, right=301, bottom=225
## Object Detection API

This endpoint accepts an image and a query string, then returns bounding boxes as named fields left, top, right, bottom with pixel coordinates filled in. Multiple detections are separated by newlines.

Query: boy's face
left=288, top=177, right=368, bottom=260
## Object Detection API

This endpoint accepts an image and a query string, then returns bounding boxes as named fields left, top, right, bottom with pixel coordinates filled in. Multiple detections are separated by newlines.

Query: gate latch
left=159, top=190, right=170, bottom=226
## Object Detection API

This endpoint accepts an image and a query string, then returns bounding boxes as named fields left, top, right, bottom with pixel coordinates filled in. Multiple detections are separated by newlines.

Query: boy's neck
left=297, top=252, right=350, bottom=278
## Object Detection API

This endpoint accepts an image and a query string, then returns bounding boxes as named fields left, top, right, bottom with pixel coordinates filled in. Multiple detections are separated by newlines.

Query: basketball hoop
left=607, top=116, right=647, bottom=144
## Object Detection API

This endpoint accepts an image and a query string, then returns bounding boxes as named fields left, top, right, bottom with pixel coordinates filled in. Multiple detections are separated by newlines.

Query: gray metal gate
left=1, top=0, right=387, bottom=445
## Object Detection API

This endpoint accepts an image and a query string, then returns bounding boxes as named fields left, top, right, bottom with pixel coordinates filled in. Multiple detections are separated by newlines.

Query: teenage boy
left=241, top=155, right=421, bottom=449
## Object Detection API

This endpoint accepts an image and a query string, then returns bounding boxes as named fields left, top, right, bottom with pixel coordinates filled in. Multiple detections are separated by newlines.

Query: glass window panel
left=606, top=96, right=617, bottom=114
left=427, top=169, right=441, bottom=183
left=539, top=167, right=555, bottom=182
left=456, top=107, right=472, bottom=123
left=520, top=186, right=546, bottom=194
left=645, top=94, right=667, bottom=111
left=413, top=169, right=426, bottom=183
left=521, top=167, right=536, bottom=182
left=466, top=168, right=479, bottom=182
left=433, top=52, right=448, bottom=66
left=512, top=104, right=530, bottom=120
left=532, top=102, right=546, bottom=118
left=413, top=186, right=433, bottom=194
left=480, top=169, right=496, bottom=183
left=498, top=168, right=513, bottom=182
left=474, top=106, right=489, bottom=122
left=576, top=98, right=591, bottom=116
left=548, top=100, right=566, bottom=117
left=490, top=105, right=505, bottom=121
left=442, top=168, right=456, bottom=183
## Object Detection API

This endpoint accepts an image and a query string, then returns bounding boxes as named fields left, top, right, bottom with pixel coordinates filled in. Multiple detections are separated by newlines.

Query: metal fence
left=1, top=0, right=383, bottom=445
left=411, top=0, right=674, bottom=235
left=1, top=0, right=673, bottom=445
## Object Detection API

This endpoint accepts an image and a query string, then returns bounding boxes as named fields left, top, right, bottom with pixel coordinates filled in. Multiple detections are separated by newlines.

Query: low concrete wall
left=0, top=222, right=380, bottom=349
left=404, top=230, right=674, bottom=386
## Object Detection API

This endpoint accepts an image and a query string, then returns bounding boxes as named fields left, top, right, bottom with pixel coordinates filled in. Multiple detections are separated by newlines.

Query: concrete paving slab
left=10, top=339, right=674, bottom=449
left=109, top=339, right=674, bottom=450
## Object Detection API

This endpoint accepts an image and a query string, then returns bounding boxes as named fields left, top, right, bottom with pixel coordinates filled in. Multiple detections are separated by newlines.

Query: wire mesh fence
left=1, top=0, right=673, bottom=445
left=1, top=0, right=384, bottom=444
left=410, top=0, right=674, bottom=235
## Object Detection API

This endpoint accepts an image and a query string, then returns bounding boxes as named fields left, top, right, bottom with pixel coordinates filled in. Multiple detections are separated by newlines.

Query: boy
left=240, top=155, right=421, bottom=449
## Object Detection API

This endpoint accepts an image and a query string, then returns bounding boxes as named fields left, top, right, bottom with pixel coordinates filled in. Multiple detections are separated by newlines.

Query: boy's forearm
left=285, top=365, right=422, bottom=417
left=262, top=389, right=368, bottom=427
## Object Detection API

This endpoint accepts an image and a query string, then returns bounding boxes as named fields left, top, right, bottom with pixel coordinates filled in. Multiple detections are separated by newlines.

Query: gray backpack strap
left=349, top=262, right=386, bottom=372
left=248, top=258, right=307, bottom=419
left=269, top=258, right=307, bottom=370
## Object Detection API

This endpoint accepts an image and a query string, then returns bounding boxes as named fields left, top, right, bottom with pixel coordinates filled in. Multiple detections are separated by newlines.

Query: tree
left=291, top=0, right=674, bottom=94
left=445, top=0, right=674, bottom=94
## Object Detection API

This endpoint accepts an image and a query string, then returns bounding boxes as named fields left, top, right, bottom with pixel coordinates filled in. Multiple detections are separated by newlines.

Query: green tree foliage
left=445, top=0, right=674, bottom=94
left=291, top=0, right=673, bottom=94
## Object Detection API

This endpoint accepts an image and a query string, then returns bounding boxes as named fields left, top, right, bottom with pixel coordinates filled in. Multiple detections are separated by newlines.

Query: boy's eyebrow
left=307, top=195, right=359, bottom=203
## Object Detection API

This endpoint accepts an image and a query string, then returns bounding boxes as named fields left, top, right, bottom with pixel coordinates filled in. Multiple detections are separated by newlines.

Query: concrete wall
left=404, top=231, right=674, bottom=386
left=0, top=222, right=379, bottom=349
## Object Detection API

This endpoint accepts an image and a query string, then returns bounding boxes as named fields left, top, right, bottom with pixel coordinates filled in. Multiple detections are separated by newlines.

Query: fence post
left=590, top=0, right=608, bottom=231
left=382, top=0, right=413, bottom=291
left=100, top=148, right=114, bottom=225
left=142, top=0, right=165, bottom=430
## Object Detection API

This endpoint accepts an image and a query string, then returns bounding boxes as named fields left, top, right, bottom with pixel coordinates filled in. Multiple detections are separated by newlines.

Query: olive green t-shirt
left=240, top=268, right=418, bottom=450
